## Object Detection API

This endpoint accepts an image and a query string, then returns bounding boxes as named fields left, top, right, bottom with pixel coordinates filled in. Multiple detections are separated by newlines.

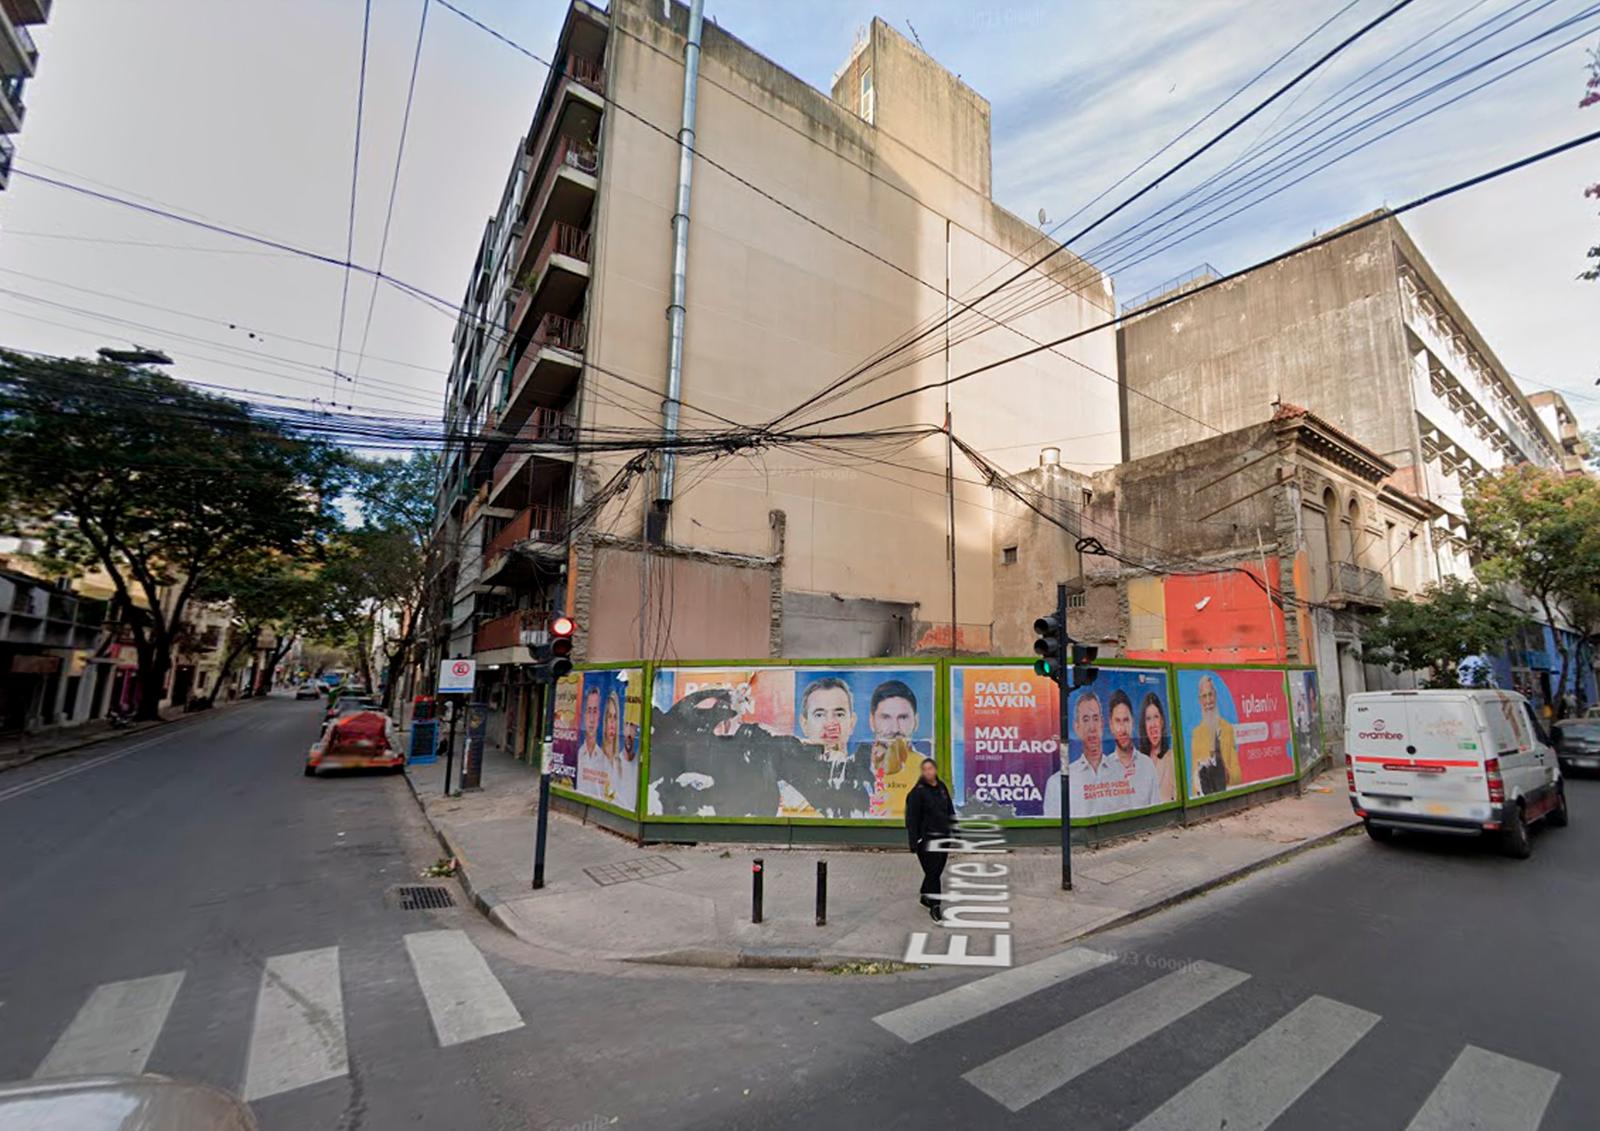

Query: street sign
left=437, top=658, right=477, bottom=694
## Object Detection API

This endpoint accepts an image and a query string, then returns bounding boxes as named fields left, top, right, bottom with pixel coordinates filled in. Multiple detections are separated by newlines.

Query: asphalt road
left=1, top=698, right=1596, bottom=1130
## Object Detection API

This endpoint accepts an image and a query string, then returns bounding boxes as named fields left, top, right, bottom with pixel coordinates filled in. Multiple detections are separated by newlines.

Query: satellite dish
left=1037, top=208, right=1050, bottom=228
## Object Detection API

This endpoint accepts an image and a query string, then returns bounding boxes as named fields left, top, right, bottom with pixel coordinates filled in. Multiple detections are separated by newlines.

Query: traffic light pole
left=1055, top=582, right=1073, bottom=892
left=532, top=681, right=557, bottom=889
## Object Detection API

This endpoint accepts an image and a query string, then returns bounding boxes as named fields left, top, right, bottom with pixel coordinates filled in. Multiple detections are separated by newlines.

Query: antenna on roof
left=906, top=19, right=926, bottom=52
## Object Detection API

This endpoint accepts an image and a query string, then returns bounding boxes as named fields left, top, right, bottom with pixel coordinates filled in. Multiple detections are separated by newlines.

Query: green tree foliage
left=1362, top=578, right=1521, bottom=688
left=314, top=451, right=438, bottom=709
left=1465, top=465, right=1600, bottom=713
left=0, top=352, right=340, bottom=718
left=194, top=553, right=327, bottom=704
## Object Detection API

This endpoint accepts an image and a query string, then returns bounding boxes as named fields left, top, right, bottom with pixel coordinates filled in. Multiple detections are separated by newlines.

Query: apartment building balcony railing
left=1, top=0, right=54, bottom=25
left=489, top=405, right=577, bottom=487
left=482, top=504, right=567, bottom=569
left=522, top=221, right=590, bottom=298
left=0, top=74, right=25, bottom=134
left=0, top=134, right=13, bottom=188
left=1328, top=561, right=1388, bottom=609
left=566, top=52, right=604, bottom=93
left=521, top=133, right=599, bottom=227
left=474, top=610, right=525, bottom=654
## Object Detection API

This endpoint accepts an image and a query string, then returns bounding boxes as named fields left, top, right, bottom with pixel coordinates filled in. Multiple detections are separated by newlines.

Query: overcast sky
left=0, top=0, right=1595, bottom=431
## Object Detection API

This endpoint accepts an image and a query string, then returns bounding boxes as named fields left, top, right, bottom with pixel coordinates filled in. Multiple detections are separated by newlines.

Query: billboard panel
left=950, top=664, right=1178, bottom=821
left=1176, top=667, right=1296, bottom=801
left=552, top=668, right=645, bottom=812
left=646, top=665, right=937, bottom=819
left=1288, top=669, right=1323, bottom=770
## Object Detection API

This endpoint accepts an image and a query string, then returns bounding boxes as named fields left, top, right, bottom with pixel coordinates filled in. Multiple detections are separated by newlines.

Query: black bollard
left=816, top=860, right=827, bottom=926
left=752, top=858, right=764, bottom=923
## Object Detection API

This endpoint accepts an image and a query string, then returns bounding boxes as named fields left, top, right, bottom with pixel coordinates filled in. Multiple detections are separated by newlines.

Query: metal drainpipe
left=653, top=0, right=706, bottom=532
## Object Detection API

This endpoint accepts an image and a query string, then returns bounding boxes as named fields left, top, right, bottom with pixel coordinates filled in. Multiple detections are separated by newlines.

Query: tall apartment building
left=0, top=0, right=49, bottom=190
left=428, top=0, right=1121, bottom=755
left=1114, top=212, right=1583, bottom=717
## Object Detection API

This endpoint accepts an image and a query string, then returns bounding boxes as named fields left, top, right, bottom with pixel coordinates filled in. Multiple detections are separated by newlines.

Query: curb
left=0, top=697, right=263, bottom=776
left=402, top=752, right=1363, bottom=972
left=399, top=767, right=508, bottom=928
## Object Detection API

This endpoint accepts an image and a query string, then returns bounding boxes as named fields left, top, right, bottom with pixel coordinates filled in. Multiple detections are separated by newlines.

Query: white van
left=1345, top=689, right=1568, bottom=857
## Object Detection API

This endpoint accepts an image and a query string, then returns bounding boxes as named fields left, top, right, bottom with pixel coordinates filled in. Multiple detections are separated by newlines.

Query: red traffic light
left=549, top=614, right=576, bottom=638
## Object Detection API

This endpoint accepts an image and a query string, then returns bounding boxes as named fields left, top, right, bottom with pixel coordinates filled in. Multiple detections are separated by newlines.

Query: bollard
left=815, top=860, right=827, bottom=926
left=752, top=858, right=764, bottom=923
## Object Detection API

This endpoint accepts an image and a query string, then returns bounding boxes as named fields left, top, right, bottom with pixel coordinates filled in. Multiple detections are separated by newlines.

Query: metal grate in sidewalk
left=583, top=855, right=683, bottom=887
left=396, top=885, right=456, bottom=910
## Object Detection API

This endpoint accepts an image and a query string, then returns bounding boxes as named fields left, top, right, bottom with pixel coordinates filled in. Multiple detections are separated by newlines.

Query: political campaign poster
left=1177, top=667, right=1296, bottom=801
left=647, top=665, right=936, bottom=819
left=949, top=665, right=1060, bottom=819
left=552, top=667, right=645, bottom=812
left=1051, top=666, right=1179, bottom=819
left=1289, top=669, right=1323, bottom=769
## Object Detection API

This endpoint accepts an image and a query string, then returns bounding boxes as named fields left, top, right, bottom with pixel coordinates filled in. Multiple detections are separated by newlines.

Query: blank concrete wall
left=587, top=546, right=772, bottom=662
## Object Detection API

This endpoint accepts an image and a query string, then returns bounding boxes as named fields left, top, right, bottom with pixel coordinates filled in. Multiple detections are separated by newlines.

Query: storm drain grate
left=584, top=855, right=683, bottom=887
left=397, top=885, right=456, bottom=910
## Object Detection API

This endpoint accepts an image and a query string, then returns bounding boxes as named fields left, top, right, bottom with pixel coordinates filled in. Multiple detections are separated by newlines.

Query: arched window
left=1346, top=498, right=1363, bottom=565
left=1322, top=487, right=1340, bottom=569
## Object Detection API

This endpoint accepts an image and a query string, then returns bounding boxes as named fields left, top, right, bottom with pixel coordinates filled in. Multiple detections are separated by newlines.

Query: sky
left=0, top=0, right=1595, bottom=432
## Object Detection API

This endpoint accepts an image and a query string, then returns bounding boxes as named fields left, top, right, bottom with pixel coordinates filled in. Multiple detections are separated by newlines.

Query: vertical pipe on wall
left=652, top=0, right=706, bottom=531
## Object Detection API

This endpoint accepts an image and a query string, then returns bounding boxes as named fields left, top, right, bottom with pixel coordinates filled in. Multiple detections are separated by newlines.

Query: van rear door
left=1348, top=694, right=1493, bottom=826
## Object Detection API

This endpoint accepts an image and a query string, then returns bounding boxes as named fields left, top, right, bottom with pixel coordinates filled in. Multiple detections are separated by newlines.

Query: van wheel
left=1547, top=786, right=1569, bottom=828
left=303, top=764, right=316, bottom=778
left=1363, top=821, right=1394, bottom=843
left=1501, top=805, right=1532, bottom=859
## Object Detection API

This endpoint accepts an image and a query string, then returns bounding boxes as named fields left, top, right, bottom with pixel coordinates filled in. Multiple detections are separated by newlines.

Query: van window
left=1523, top=702, right=1551, bottom=747
left=1482, top=696, right=1523, bottom=755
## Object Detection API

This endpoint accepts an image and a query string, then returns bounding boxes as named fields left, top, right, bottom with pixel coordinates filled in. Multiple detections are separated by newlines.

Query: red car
left=305, top=703, right=404, bottom=776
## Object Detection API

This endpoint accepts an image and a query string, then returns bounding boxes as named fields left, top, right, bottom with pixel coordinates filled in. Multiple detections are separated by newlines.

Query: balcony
left=1328, top=562, right=1388, bottom=609
left=474, top=610, right=525, bottom=654
left=493, top=312, right=584, bottom=441
left=0, top=134, right=12, bottom=188
left=0, top=17, right=37, bottom=77
left=484, top=404, right=578, bottom=494
left=0, top=75, right=24, bottom=134
left=518, top=222, right=591, bottom=321
left=0, top=0, right=52, bottom=25
left=482, top=504, right=568, bottom=577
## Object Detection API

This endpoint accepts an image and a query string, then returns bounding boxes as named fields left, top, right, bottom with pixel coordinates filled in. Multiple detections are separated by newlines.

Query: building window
left=1067, top=591, right=1086, bottom=610
left=1081, top=488, right=1094, bottom=509
left=1001, top=545, right=1017, bottom=565
left=1322, top=487, right=1340, bottom=569
left=859, top=66, right=874, bottom=124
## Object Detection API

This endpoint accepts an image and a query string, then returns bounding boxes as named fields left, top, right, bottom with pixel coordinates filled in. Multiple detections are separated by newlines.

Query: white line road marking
left=1130, top=995, right=1379, bottom=1131
left=34, top=972, right=185, bottom=1078
left=241, top=947, right=348, bottom=1102
left=404, top=929, right=523, bottom=1047
left=964, top=960, right=1250, bottom=1112
left=0, top=734, right=171, bottom=804
left=1405, top=1045, right=1560, bottom=1131
left=874, top=946, right=1117, bottom=1043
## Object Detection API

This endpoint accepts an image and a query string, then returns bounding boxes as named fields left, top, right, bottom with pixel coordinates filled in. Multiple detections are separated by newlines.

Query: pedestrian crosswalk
left=873, top=946, right=1563, bottom=1128
left=25, top=930, right=524, bottom=1105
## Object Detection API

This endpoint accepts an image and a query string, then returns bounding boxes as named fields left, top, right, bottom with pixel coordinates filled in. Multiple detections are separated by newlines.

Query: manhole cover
left=583, top=855, right=683, bottom=886
left=396, top=885, right=455, bottom=910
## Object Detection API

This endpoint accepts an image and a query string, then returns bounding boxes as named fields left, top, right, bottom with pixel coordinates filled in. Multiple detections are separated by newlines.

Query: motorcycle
left=106, top=708, right=134, bottom=729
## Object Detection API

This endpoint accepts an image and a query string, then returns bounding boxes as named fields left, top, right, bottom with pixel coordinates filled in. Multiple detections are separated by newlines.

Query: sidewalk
left=404, top=744, right=1359, bottom=969
left=0, top=697, right=255, bottom=774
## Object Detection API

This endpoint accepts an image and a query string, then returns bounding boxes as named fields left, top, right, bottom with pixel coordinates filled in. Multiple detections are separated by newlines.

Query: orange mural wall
left=1125, top=561, right=1290, bottom=664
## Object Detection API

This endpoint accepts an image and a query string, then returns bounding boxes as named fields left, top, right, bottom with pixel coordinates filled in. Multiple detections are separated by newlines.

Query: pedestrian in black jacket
left=904, top=758, right=955, bottom=922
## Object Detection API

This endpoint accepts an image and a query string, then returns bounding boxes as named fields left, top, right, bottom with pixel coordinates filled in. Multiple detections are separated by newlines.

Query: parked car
left=306, top=702, right=403, bottom=777
left=294, top=681, right=322, bottom=700
left=0, top=1074, right=256, bottom=1130
left=1345, top=688, right=1568, bottom=858
left=1552, top=718, right=1600, bottom=774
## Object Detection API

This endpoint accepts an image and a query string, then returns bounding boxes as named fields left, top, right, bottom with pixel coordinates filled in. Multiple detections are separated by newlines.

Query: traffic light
left=1071, top=642, right=1100, bottom=686
left=530, top=614, right=577, bottom=683
left=1033, top=609, right=1066, bottom=684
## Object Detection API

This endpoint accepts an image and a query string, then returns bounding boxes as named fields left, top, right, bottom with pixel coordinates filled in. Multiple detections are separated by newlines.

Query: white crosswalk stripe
left=1128, top=995, right=1378, bottom=1131
left=403, top=929, right=524, bottom=1047
left=241, top=947, right=349, bottom=1102
left=964, top=960, right=1250, bottom=1112
left=1405, top=1045, right=1560, bottom=1131
left=874, top=946, right=1116, bottom=1043
left=34, top=971, right=184, bottom=1078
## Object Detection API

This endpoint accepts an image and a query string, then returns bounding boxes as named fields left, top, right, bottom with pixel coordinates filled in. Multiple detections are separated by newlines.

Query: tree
left=330, top=451, right=438, bottom=710
left=194, top=553, right=326, bottom=704
left=0, top=353, right=340, bottom=719
left=1362, top=578, right=1521, bottom=688
left=1465, top=465, right=1600, bottom=714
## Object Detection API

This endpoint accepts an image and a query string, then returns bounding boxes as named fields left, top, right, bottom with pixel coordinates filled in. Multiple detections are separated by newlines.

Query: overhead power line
left=333, top=0, right=375, bottom=393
